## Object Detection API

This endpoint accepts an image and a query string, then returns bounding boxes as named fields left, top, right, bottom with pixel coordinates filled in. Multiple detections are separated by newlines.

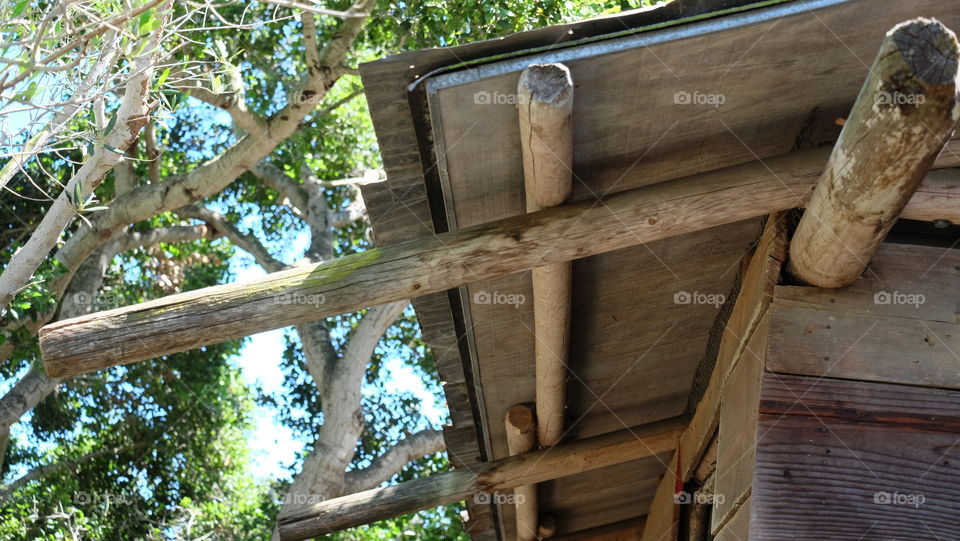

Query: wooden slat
left=711, top=312, right=767, bottom=532
left=751, top=373, right=960, bottom=540
left=767, top=303, right=960, bottom=390
left=640, top=214, right=786, bottom=541
left=713, top=496, right=751, bottom=541
left=553, top=517, right=646, bottom=541
left=276, top=418, right=685, bottom=540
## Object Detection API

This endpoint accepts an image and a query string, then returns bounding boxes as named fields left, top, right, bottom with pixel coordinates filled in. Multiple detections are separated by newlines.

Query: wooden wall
left=712, top=242, right=960, bottom=540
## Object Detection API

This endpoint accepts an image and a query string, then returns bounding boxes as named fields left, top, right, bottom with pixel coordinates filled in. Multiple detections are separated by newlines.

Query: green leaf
left=103, top=110, right=118, bottom=136
left=157, top=67, right=171, bottom=87
left=73, top=183, right=83, bottom=208
left=11, top=0, right=28, bottom=17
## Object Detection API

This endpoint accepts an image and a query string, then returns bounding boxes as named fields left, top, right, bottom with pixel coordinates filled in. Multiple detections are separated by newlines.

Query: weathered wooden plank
left=774, top=242, right=960, bottom=323
left=276, top=417, right=685, bottom=540
left=553, top=517, right=646, bottom=541
left=766, top=302, right=960, bottom=389
left=788, top=18, right=960, bottom=288
left=713, top=496, right=751, bottom=541
left=639, top=214, right=786, bottom=541
left=711, top=312, right=767, bottom=533
left=40, top=148, right=960, bottom=376
left=752, top=373, right=960, bottom=540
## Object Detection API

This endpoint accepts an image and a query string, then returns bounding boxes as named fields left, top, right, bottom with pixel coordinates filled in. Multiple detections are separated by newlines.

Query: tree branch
left=176, top=206, right=286, bottom=273
left=343, top=428, right=445, bottom=493
left=0, top=6, right=170, bottom=313
left=251, top=162, right=309, bottom=214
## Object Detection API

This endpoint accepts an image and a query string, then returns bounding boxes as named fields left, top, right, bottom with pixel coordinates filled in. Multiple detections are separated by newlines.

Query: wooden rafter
left=276, top=417, right=685, bottom=540
left=39, top=148, right=960, bottom=377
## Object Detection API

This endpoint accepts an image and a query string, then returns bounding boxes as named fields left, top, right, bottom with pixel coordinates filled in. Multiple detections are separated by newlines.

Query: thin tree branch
left=343, top=428, right=446, bottom=493
left=176, top=206, right=286, bottom=273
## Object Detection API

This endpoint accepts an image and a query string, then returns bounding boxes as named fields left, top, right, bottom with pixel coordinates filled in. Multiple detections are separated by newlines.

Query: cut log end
left=506, top=403, right=537, bottom=436
left=518, top=64, right=574, bottom=108
left=890, top=18, right=959, bottom=87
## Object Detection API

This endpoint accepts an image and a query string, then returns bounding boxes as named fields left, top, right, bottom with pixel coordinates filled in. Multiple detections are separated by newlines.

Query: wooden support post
left=789, top=18, right=960, bottom=288
left=39, top=150, right=960, bottom=377
left=505, top=404, right=539, bottom=541
left=518, top=63, right=574, bottom=448
left=276, top=417, right=685, bottom=540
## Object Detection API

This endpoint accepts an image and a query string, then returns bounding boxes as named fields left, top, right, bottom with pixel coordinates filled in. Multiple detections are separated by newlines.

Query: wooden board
left=427, top=0, right=960, bottom=224
left=711, top=312, right=767, bottom=532
left=767, top=243, right=960, bottom=389
left=713, top=495, right=752, bottom=541
left=751, top=374, right=960, bottom=540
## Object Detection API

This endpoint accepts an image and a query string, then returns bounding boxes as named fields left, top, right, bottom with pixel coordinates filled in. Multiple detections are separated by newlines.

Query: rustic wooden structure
left=37, top=0, right=960, bottom=539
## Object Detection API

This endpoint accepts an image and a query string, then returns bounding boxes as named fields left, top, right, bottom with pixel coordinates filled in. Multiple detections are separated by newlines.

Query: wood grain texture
left=713, top=495, right=751, bottom=541
left=640, top=215, right=786, bottom=541
left=788, top=18, right=960, bottom=288
left=276, top=418, right=685, bottom=540
left=553, top=516, right=646, bottom=541
left=711, top=313, right=767, bottom=533
left=751, top=373, right=960, bottom=540
left=767, top=303, right=960, bottom=390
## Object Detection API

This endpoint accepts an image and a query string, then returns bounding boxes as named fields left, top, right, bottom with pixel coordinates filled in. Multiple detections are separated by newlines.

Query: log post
left=518, top=63, right=574, bottom=448
left=505, top=404, right=539, bottom=541
left=788, top=18, right=960, bottom=288
left=276, top=417, right=685, bottom=540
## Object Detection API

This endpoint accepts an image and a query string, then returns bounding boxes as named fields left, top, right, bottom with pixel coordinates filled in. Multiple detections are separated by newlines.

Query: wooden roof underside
left=359, top=0, right=960, bottom=538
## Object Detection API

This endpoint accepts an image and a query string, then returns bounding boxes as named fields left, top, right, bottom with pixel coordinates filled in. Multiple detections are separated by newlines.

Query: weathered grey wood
left=275, top=417, right=685, bottom=540
left=39, top=148, right=960, bottom=377
left=641, top=214, right=786, bottom=541
left=767, top=302, right=960, bottom=389
left=752, top=373, right=960, bottom=540
left=789, top=18, right=960, bottom=288
left=518, top=63, right=575, bottom=449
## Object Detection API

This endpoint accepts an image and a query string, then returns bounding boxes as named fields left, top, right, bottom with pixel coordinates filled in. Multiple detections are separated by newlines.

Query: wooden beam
left=505, top=404, right=539, bottom=541
left=276, top=417, right=685, bottom=540
left=39, top=147, right=960, bottom=377
left=788, top=18, right=960, bottom=288
left=553, top=517, right=646, bottom=541
left=640, top=214, right=787, bottom=541
left=518, top=63, right=574, bottom=448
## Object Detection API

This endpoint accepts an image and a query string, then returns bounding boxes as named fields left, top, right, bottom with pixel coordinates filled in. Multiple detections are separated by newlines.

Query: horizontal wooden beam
left=40, top=148, right=960, bottom=377
left=276, top=417, right=685, bottom=540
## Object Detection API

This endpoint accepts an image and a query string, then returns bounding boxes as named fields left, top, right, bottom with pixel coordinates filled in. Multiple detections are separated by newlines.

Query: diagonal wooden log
left=276, top=417, right=685, bottom=540
left=39, top=148, right=960, bottom=378
left=789, top=18, right=960, bottom=288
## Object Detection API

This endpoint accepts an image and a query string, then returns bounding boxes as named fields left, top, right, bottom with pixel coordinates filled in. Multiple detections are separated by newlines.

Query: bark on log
left=39, top=147, right=960, bottom=377
left=789, top=18, right=960, bottom=287
left=518, top=63, right=574, bottom=448
left=276, top=417, right=685, bottom=540
left=505, top=404, right=539, bottom=541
